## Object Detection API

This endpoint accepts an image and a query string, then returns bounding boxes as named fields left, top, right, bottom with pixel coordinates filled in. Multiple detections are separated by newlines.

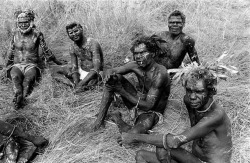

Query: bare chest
left=163, top=36, right=186, bottom=60
left=14, top=34, right=38, bottom=51
left=136, top=69, right=156, bottom=93
left=73, top=45, right=92, bottom=61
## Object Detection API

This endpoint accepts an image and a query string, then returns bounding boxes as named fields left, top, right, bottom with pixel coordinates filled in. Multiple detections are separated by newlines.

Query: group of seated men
left=1, top=9, right=232, bottom=163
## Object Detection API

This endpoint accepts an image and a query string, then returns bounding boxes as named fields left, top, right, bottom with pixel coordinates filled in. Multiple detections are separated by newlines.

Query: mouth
left=136, top=61, right=143, bottom=65
left=189, top=102, right=200, bottom=107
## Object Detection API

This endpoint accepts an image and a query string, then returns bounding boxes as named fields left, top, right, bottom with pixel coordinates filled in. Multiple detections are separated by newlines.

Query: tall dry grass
left=0, top=0, right=249, bottom=163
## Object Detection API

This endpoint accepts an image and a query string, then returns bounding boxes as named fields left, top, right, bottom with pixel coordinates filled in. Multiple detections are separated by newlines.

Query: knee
left=135, top=150, right=147, bottom=162
left=11, top=74, right=22, bottom=82
left=156, top=147, right=171, bottom=162
left=24, top=72, right=37, bottom=82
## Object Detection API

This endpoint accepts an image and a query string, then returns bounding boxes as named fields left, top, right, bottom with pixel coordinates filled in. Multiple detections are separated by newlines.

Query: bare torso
left=132, top=62, right=170, bottom=113
left=12, top=30, right=40, bottom=64
left=70, top=38, right=104, bottom=71
left=185, top=100, right=232, bottom=163
left=154, top=31, right=198, bottom=69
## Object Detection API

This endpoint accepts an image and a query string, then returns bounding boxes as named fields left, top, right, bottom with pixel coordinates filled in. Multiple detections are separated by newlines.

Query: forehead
left=18, top=17, right=30, bottom=23
left=186, top=79, right=205, bottom=90
left=134, top=43, right=147, bottom=52
left=68, top=26, right=81, bottom=32
left=168, top=16, right=183, bottom=22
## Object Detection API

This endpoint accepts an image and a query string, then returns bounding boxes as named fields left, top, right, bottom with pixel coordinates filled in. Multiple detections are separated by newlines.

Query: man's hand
left=104, top=69, right=116, bottom=83
left=118, top=132, right=138, bottom=145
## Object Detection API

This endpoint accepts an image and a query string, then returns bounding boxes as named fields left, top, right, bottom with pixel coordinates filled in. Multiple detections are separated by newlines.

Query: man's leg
left=135, top=150, right=160, bottom=163
left=50, top=65, right=74, bottom=87
left=92, top=74, right=137, bottom=131
left=23, top=67, right=38, bottom=98
left=129, top=112, right=159, bottom=134
left=10, top=67, right=24, bottom=109
left=0, top=120, right=48, bottom=147
left=169, top=148, right=203, bottom=163
left=4, top=137, right=19, bottom=163
left=136, top=147, right=203, bottom=163
left=16, top=138, right=37, bottom=163
left=90, top=83, right=115, bottom=131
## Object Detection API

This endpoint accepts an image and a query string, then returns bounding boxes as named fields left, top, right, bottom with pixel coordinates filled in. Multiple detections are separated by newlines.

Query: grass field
left=0, top=0, right=249, bottom=162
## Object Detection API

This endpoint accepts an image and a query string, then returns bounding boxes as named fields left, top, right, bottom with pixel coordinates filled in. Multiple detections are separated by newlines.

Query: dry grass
left=0, top=0, right=249, bottom=162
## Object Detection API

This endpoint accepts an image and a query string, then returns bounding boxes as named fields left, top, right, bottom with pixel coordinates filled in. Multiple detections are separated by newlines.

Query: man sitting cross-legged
left=50, top=22, right=104, bottom=92
left=120, top=66, right=232, bottom=163
left=0, top=120, right=48, bottom=163
left=90, top=36, right=171, bottom=135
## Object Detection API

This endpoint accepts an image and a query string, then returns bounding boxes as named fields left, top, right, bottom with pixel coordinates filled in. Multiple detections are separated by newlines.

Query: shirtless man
left=0, top=120, right=48, bottom=163
left=5, top=9, right=62, bottom=109
left=90, top=36, right=170, bottom=134
left=120, top=67, right=232, bottom=163
left=153, top=10, right=200, bottom=69
left=50, top=22, right=104, bottom=92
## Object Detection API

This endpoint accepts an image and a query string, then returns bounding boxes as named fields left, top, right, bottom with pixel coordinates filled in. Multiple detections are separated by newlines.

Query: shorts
left=7, top=63, right=41, bottom=79
left=79, top=68, right=103, bottom=81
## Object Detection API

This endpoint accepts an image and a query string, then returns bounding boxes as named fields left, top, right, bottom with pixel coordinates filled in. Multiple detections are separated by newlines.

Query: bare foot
left=30, top=136, right=49, bottom=148
left=120, top=132, right=137, bottom=145
left=109, top=111, right=122, bottom=124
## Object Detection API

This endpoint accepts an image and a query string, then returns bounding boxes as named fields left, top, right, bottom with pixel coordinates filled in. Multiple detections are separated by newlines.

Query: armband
left=162, top=133, right=169, bottom=150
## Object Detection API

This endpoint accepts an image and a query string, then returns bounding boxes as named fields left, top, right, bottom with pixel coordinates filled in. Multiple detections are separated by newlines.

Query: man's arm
left=184, top=36, right=200, bottom=65
left=119, top=72, right=168, bottom=111
left=76, top=40, right=103, bottom=87
left=70, top=47, right=80, bottom=86
left=6, top=34, right=15, bottom=67
left=38, top=32, right=62, bottom=65
left=122, top=108, right=224, bottom=149
left=164, top=108, right=224, bottom=148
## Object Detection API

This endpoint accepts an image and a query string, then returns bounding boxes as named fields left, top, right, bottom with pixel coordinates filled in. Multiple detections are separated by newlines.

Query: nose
left=190, top=92, right=197, bottom=100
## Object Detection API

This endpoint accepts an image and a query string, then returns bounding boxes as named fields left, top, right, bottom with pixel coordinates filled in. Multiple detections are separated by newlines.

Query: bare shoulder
left=87, top=37, right=101, bottom=47
left=205, top=103, right=226, bottom=124
left=181, top=33, right=195, bottom=45
left=154, top=31, right=170, bottom=39
left=154, top=63, right=170, bottom=86
left=33, top=28, right=43, bottom=36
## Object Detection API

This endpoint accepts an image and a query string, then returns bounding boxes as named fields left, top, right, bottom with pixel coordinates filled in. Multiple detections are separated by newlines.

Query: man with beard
left=50, top=22, right=104, bottom=92
left=0, top=120, right=48, bottom=163
left=5, top=9, right=62, bottom=109
left=119, top=67, right=232, bottom=163
left=153, top=10, right=200, bottom=70
left=89, top=36, right=170, bottom=134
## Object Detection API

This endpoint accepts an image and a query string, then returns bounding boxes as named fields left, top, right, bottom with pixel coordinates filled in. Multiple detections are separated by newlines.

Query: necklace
left=197, top=99, right=215, bottom=113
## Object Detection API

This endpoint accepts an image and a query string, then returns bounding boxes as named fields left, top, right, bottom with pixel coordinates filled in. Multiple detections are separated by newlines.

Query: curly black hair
left=15, top=9, right=35, bottom=21
left=183, top=67, right=217, bottom=96
left=168, top=10, right=186, bottom=24
left=66, top=22, right=83, bottom=32
left=130, top=35, right=167, bottom=57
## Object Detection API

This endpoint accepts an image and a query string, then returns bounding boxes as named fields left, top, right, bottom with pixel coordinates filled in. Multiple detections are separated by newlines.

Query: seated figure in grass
left=120, top=66, right=232, bottom=163
left=153, top=10, right=200, bottom=70
left=0, top=120, right=48, bottom=163
left=90, top=36, right=171, bottom=134
left=50, top=22, right=104, bottom=92
left=5, top=9, right=62, bottom=109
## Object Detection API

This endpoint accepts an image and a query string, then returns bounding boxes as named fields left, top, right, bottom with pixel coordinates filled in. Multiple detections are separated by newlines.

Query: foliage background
left=0, top=0, right=249, bottom=162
